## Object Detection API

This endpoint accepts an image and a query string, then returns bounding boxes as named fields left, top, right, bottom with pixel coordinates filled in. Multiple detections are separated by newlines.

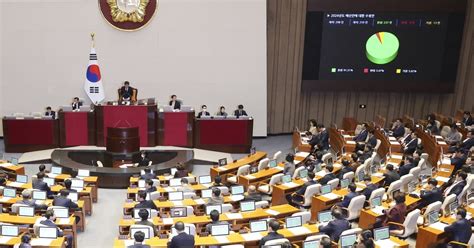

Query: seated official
left=63, top=179, right=77, bottom=194
left=129, top=230, right=151, bottom=248
left=136, top=208, right=159, bottom=236
left=283, top=153, right=296, bottom=176
left=44, top=106, right=56, bottom=119
left=37, top=164, right=47, bottom=178
left=137, top=151, right=151, bottom=167
left=16, top=190, right=48, bottom=210
left=383, top=164, right=400, bottom=187
left=403, top=132, right=418, bottom=155
left=40, top=210, right=73, bottom=248
left=71, top=97, right=82, bottom=111
left=118, top=81, right=136, bottom=102
left=444, top=171, right=467, bottom=197
left=391, top=119, right=405, bottom=138
left=341, top=183, right=358, bottom=208
left=357, top=144, right=373, bottom=163
left=451, top=149, right=467, bottom=174
left=426, top=118, right=440, bottom=135
left=382, top=191, right=407, bottom=230
left=259, top=220, right=284, bottom=248
left=134, top=190, right=159, bottom=212
left=419, top=178, right=443, bottom=209
left=320, top=237, right=332, bottom=248
left=338, top=159, right=354, bottom=180
left=173, top=163, right=189, bottom=178
left=353, top=123, right=369, bottom=142
left=366, top=130, right=377, bottom=148
left=234, top=104, right=248, bottom=117
left=144, top=179, right=157, bottom=193
left=0, top=177, right=6, bottom=194
left=210, top=175, right=226, bottom=189
left=310, top=124, right=329, bottom=151
left=140, top=168, right=156, bottom=180
left=356, top=230, right=375, bottom=248
left=319, top=208, right=351, bottom=242
left=177, top=178, right=194, bottom=193
left=169, top=95, right=181, bottom=110
left=19, top=234, right=32, bottom=248
left=168, top=221, right=195, bottom=248
left=53, top=189, right=79, bottom=209
left=196, top=105, right=210, bottom=118
left=463, top=111, right=473, bottom=126
left=319, top=164, right=336, bottom=185
left=33, top=173, right=52, bottom=197
left=286, top=171, right=317, bottom=207
left=446, top=125, right=463, bottom=145
left=243, top=185, right=262, bottom=202
left=205, top=209, right=231, bottom=233
left=398, top=156, right=415, bottom=176
left=458, top=130, right=473, bottom=154
left=216, top=106, right=228, bottom=117
left=207, top=188, right=224, bottom=205
left=361, top=176, right=377, bottom=200
left=444, top=208, right=472, bottom=248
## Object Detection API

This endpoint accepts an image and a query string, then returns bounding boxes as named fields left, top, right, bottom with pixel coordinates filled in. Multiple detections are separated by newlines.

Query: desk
left=58, top=110, right=95, bottom=147
left=0, top=236, right=65, bottom=247
left=2, top=118, right=59, bottom=153
left=210, top=151, right=267, bottom=182
left=238, top=165, right=285, bottom=188
left=194, top=118, right=253, bottom=153
left=157, top=111, right=194, bottom=147
left=0, top=161, right=25, bottom=176
left=47, top=174, right=99, bottom=203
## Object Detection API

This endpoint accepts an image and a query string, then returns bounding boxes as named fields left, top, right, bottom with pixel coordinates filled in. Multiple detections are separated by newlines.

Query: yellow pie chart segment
left=366, top=32, right=399, bottom=65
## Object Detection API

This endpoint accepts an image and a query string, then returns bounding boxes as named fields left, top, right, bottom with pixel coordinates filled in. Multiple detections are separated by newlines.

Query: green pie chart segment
left=366, top=32, right=399, bottom=65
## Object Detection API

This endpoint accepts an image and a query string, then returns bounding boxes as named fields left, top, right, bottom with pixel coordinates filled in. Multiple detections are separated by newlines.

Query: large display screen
left=302, top=0, right=466, bottom=92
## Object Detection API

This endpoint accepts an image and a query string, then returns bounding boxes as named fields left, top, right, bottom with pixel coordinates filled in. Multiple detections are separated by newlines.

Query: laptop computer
left=130, top=227, right=151, bottom=239
left=250, top=220, right=267, bottom=232
left=18, top=206, right=35, bottom=217
left=77, top=169, right=90, bottom=178
left=449, top=200, right=459, bottom=214
left=70, top=179, right=84, bottom=190
left=168, top=191, right=184, bottom=201
left=268, top=159, right=277, bottom=168
left=240, top=201, right=256, bottom=212
left=43, top=177, right=55, bottom=187
left=285, top=216, right=302, bottom=229
left=231, top=185, right=244, bottom=195
left=340, top=233, right=357, bottom=248
left=371, top=196, right=382, bottom=208
left=318, top=210, right=333, bottom=224
left=303, top=240, right=320, bottom=248
left=39, top=227, right=58, bottom=239
left=138, top=180, right=146, bottom=188
left=67, top=192, right=79, bottom=202
left=201, top=189, right=212, bottom=198
left=50, top=166, right=62, bottom=175
left=320, top=185, right=332, bottom=195
left=340, top=178, right=349, bottom=188
left=0, top=225, right=19, bottom=237
left=281, top=175, right=292, bottom=184
left=170, top=207, right=187, bottom=218
left=314, top=163, right=322, bottom=172
left=373, top=227, right=390, bottom=241
left=218, top=158, right=227, bottom=167
left=169, top=178, right=182, bottom=187
left=206, top=205, right=222, bottom=215
left=16, top=175, right=28, bottom=184
left=32, top=191, right=47, bottom=201
left=53, top=208, right=69, bottom=219
left=299, top=169, right=308, bottom=179
left=211, top=224, right=229, bottom=236
left=428, top=210, right=439, bottom=225
left=3, top=188, right=16, bottom=198
left=199, top=175, right=212, bottom=185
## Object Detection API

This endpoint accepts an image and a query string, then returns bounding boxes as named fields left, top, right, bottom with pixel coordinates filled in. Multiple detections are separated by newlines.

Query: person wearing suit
left=137, top=152, right=151, bottom=167
left=243, top=185, right=262, bottom=202
left=451, top=149, right=467, bottom=173
left=383, top=164, right=400, bottom=187
left=19, top=234, right=32, bottom=248
left=259, top=220, right=285, bottom=248
left=53, top=189, right=79, bottom=209
left=234, top=104, right=248, bottom=117
left=144, top=179, right=157, bottom=193
left=459, top=131, right=473, bottom=154
left=173, top=163, right=189, bottom=178
left=216, top=106, right=228, bottom=117
left=129, top=230, right=151, bottom=248
left=71, top=97, right=82, bottom=111
left=118, top=81, right=136, bottom=101
left=40, top=210, right=73, bottom=248
left=444, top=171, right=468, bottom=197
left=361, top=176, right=377, bottom=200
left=315, top=124, right=330, bottom=151
left=319, top=164, right=336, bottom=185
left=44, top=106, right=56, bottom=119
left=446, top=125, right=463, bottom=145
left=196, top=105, right=210, bottom=118
left=463, top=111, right=473, bottom=126
left=283, top=153, right=296, bottom=176
left=205, top=210, right=231, bottom=233
left=366, top=130, right=377, bottom=148
left=353, top=123, right=369, bottom=142
left=398, top=156, right=415, bottom=176
left=419, top=178, right=443, bottom=208
left=338, top=159, right=354, bottom=180
left=403, top=132, right=418, bottom=154
left=391, top=119, right=405, bottom=138
left=136, top=208, right=159, bottom=236
left=33, top=173, right=52, bottom=197
left=140, top=168, right=156, bottom=180
left=286, top=171, right=317, bottom=207
left=319, top=208, right=351, bottom=242
left=206, top=188, right=224, bottom=206
left=341, top=183, right=358, bottom=208
left=63, top=179, right=77, bottom=194
left=383, top=192, right=407, bottom=230
left=169, top=95, right=181, bottom=110
left=135, top=190, right=159, bottom=211
left=444, top=208, right=472, bottom=248
left=16, top=190, right=48, bottom=210
left=168, top=221, right=194, bottom=248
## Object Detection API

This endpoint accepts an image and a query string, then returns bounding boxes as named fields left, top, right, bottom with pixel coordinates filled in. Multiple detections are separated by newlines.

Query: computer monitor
left=3, top=188, right=16, bottom=198
left=408, top=181, right=417, bottom=193
left=67, top=192, right=79, bottom=202
left=250, top=147, right=256, bottom=155
left=303, top=240, right=320, bottom=248
left=299, top=169, right=308, bottom=179
left=18, top=206, right=35, bottom=217
left=340, top=234, right=357, bottom=248
left=168, top=191, right=184, bottom=201
left=218, top=158, right=227, bottom=167
left=169, top=178, right=182, bottom=187
left=77, top=169, right=90, bottom=177
left=201, top=189, right=212, bottom=198
left=138, top=180, right=146, bottom=188
left=373, top=227, right=390, bottom=241
left=10, top=158, right=19, bottom=165
left=268, top=159, right=277, bottom=168
left=198, top=175, right=212, bottom=184
left=170, top=207, right=187, bottom=218
left=133, top=208, right=151, bottom=220
left=130, top=227, right=150, bottom=239
left=32, top=191, right=47, bottom=200
left=371, top=196, right=382, bottom=208
left=340, top=178, right=349, bottom=188
left=70, top=179, right=84, bottom=189
left=449, top=200, right=459, bottom=214
left=318, top=210, right=333, bottom=223
left=50, top=166, right=62, bottom=175
left=231, top=185, right=244, bottom=195
left=320, top=185, right=331, bottom=195
left=39, top=227, right=58, bottom=239
left=16, top=175, right=28, bottom=184
left=428, top=211, right=439, bottom=225
left=211, top=224, right=229, bottom=236
left=281, top=175, right=292, bottom=184
left=1, top=225, right=19, bottom=237
left=314, top=163, right=322, bottom=172
left=250, top=220, right=267, bottom=233
left=240, top=201, right=256, bottom=212
left=206, top=205, right=222, bottom=215
left=43, top=177, right=55, bottom=187
left=53, top=208, right=69, bottom=218
left=285, top=216, right=302, bottom=228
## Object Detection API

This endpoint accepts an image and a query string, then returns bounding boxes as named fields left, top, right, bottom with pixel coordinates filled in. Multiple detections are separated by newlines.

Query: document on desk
left=230, top=195, right=244, bottom=202
left=122, top=240, right=135, bottom=247
left=371, top=206, right=386, bottom=215
left=282, top=182, right=299, bottom=188
left=375, top=239, right=397, bottom=248
left=296, top=152, right=310, bottom=157
left=0, top=163, right=14, bottom=168
left=164, top=187, right=175, bottom=192
left=225, top=213, right=243, bottom=220
left=57, top=218, right=71, bottom=225
left=346, top=140, right=356, bottom=145
left=391, top=154, right=403, bottom=159
left=315, top=171, right=327, bottom=177
left=372, top=172, right=384, bottom=178
left=265, top=209, right=280, bottom=216
left=390, top=141, right=399, bottom=145
left=242, top=232, right=263, bottom=241
left=441, top=158, right=451, bottom=165
left=435, top=176, right=450, bottom=183
left=31, top=238, right=53, bottom=246
left=7, top=182, right=24, bottom=187
left=194, top=199, right=206, bottom=205
left=47, top=173, right=57, bottom=178
left=429, top=222, right=449, bottom=231
left=438, top=141, right=447, bottom=145
left=0, top=236, right=12, bottom=244
left=0, top=197, right=12, bottom=202
left=323, top=193, right=341, bottom=200
left=245, top=175, right=256, bottom=179
left=389, top=137, right=397, bottom=141
left=171, top=201, right=183, bottom=206
left=162, top=218, right=174, bottom=224
left=216, top=167, right=227, bottom=171
left=202, top=183, right=213, bottom=188
left=288, top=226, right=311, bottom=235
left=214, top=236, right=229, bottom=243
left=343, top=135, right=351, bottom=138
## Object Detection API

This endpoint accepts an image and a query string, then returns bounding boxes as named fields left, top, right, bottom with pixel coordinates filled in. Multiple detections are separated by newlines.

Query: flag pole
left=91, top=33, right=95, bottom=48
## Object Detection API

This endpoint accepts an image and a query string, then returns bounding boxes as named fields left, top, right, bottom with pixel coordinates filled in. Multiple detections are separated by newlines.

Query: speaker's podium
left=103, top=127, right=140, bottom=167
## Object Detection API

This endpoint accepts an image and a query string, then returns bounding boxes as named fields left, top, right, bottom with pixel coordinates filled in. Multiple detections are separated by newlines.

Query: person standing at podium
left=216, top=106, right=228, bottom=117
left=71, top=97, right=82, bottom=111
left=44, top=107, right=56, bottom=119
left=137, top=151, right=151, bottom=167
left=169, top=95, right=181, bottom=110
left=197, top=105, right=210, bottom=118
left=118, top=81, right=135, bottom=101
left=234, top=104, right=248, bottom=117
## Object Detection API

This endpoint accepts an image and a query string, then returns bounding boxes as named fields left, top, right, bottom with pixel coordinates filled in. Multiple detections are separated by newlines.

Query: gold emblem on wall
left=99, top=0, right=158, bottom=31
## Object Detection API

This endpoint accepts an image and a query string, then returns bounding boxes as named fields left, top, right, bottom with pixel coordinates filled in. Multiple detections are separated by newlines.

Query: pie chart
left=366, top=32, right=399, bottom=65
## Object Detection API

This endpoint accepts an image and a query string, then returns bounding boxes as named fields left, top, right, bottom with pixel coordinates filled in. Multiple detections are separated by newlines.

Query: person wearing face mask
left=197, top=105, right=210, bottom=118
left=216, top=106, right=228, bottom=117
left=71, top=97, right=82, bottom=111
left=169, top=95, right=181, bottom=110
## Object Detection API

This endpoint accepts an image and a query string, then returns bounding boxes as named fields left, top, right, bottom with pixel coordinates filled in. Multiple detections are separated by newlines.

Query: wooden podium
left=103, top=127, right=140, bottom=167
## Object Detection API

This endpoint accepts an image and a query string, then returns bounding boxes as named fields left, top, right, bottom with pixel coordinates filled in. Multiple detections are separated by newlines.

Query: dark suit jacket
left=169, top=100, right=181, bottom=110
left=135, top=219, right=159, bottom=236
left=16, top=199, right=47, bottom=210
left=399, top=163, right=415, bottom=176
left=419, top=187, right=443, bottom=208
left=45, top=111, right=56, bottom=119
left=354, top=130, right=368, bottom=142
left=367, top=136, right=377, bottom=148
left=446, top=181, right=467, bottom=197
left=312, top=130, right=329, bottom=150
left=53, top=196, right=78, bottom=209
left=444, top=218, right=472, bottom=246
left=140, top=173, right=156, bottom=180
left=383, top=170, right=400, bottom=187
left=19, top=244, right=32, bottom=248
left=127, top=244, right=150, bottom=248
left=197, top=111, right=210, bottom=118
left=168, top=232, right=195, bottom=248
left=404, top=138, right=418, bottom=154
left=234, top=109, right=248, bottom=117
left=460, top=138, right=474, bottom=153
left=71, top=102, right=82, bottom=110
left=341, top=192, right=358, bottom=207
left=138, top=158, right=151, bottom=167
left=145, top=186, right=157, bottom=193
left=119, top=86, right=135, bottom=100
left=451, top=155, right=467, bottom=172
left=338, top=166, right=353, bottom=180
left=320, top=172, right=336, bottom=185
left=392, top=126, right=405, bottom=138
left=259, top=231, right=284, bottom=248
left=463, top=116, right=473, bottom=126
left=244, top=192, right=263, bottom=202
left=40, top=219, right=63, bottom=237
left=135, top=200, right=159, bottom=211
left=362, top=183, right=377, bottom=200
left=319, top=219, right=351, bottom=242
left=296, top=180, right=318, bottom=195
left=32, top=180, right=52, bottom=196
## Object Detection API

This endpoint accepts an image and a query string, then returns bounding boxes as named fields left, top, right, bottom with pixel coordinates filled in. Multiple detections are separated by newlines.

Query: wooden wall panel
left=267, top=0, right=474, bottom=134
